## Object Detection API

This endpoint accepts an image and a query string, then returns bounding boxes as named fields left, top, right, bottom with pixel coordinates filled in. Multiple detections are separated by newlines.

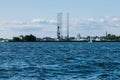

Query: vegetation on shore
left=6, top=33, right=120, bottom=42
left=105, top=34, right=120, bottom=41
left=10, top=34, right=36, bottom=42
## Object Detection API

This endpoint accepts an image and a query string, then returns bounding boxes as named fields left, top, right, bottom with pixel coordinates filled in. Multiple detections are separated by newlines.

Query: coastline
left=6, top=41, right=120, bottom=42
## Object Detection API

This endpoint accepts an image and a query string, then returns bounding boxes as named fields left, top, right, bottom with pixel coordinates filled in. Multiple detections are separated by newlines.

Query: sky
left=0, top=0, right=120, bottom=38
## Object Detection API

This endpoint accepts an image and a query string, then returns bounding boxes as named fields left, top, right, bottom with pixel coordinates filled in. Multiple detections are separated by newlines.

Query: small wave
left=9, top=76, right=38, bottom=80
left=0, top=59, right=29, bottom=70
left=111, top=50, right=120, bottom=53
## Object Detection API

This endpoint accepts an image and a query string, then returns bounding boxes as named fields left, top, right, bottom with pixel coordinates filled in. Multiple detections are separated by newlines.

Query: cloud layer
left=71, top=16, right=120, bottom=36
left=0, top=17, right=120, bottom=38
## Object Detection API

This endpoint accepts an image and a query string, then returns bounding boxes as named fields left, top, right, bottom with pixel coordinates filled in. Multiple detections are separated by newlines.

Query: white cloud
left=112, top=17, right=119, bottom=21
left=86, top=18, right=95, bottom=22
left=4, top=18, right=56, bottom=26
left=31, top=18, right=56, bottom=25
left=99, top=18, right=105, bottom=23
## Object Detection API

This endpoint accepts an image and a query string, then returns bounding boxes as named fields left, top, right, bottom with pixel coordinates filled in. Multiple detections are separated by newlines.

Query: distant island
left=1, top=33, right=120, bottom=42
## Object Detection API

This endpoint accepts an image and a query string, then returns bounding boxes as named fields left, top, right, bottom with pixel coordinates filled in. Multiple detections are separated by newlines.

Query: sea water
left=0, top=42, right=120, bottom=80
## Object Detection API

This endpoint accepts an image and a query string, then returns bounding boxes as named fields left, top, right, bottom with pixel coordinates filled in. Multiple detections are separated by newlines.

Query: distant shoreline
left=6, top=41, right=120, bottom=42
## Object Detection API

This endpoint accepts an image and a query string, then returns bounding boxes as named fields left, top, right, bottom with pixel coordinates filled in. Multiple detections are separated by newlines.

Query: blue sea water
left=0, top=42, right=120, bottom=80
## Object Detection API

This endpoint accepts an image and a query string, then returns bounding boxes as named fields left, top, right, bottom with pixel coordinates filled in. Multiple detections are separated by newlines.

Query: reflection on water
left=0, top=42, right=120, bottom=80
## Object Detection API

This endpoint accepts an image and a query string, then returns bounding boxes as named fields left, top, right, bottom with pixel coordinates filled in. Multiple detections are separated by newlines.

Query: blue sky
left=0, top=0, right=120, bottom=38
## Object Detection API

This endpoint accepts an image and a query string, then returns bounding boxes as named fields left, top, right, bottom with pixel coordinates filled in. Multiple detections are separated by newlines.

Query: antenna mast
left=67, top=13, right=69, bottom=40
left=57, top=13, right=62, bottom=40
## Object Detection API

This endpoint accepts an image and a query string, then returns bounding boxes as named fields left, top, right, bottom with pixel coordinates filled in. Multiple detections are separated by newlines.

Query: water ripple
left=0, top=42, right=120, bottom=80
